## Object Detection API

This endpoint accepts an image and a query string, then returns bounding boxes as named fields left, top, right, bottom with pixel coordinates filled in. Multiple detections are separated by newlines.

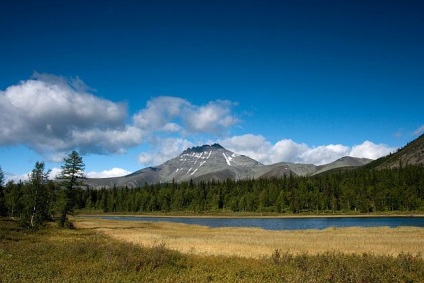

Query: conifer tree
left=57, top=151, right=85, bottom=227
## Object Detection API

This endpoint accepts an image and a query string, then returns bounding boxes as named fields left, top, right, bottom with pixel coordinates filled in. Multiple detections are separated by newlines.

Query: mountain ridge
left=84, top=143, right=373, bottom=188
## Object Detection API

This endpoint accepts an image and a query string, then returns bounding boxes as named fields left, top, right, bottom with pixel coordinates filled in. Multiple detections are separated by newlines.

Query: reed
left=75, top=217, right=424, bottom=258
left=1, top=217, right=423, bottom=282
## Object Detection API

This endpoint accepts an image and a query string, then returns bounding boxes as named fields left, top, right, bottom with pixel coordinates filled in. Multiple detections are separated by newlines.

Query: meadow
left=75, top=216, right=424, bottom=258
left=1, top=217, right=424, bottom=282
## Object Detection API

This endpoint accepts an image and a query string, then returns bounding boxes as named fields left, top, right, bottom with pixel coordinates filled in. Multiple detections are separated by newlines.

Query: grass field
left=75, top=216, right=424, bottom=258
left=1, top=217, right=424, bottom=282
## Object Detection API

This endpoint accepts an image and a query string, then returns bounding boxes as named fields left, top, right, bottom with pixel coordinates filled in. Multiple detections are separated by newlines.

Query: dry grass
left=74, top=217, right=424, bottom=258
left=2, top=218, right=424, bottom=282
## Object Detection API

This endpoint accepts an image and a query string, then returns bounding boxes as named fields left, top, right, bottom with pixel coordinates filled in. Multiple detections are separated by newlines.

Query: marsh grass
left=75, top=217, right=424, bottom=258
left=1, top=217, right=424, bottom=282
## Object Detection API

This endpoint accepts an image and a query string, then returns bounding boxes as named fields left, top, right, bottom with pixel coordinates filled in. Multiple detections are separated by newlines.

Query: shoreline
left=77, top=212, right=424, bottom=219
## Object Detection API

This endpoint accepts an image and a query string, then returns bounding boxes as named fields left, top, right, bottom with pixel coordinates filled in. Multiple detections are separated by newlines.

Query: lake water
left=90, top=215, right=424, bottom=230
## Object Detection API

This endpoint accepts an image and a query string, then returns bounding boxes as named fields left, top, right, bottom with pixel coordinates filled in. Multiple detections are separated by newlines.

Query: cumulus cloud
left=138, top=138, right=194, bottom=166
left=133, top=96, right=239, bottom=134
left=1, top=73, right=239, bottom=161
left=0, top=73, right=137, bottom=157
left=2, top=72, right=397, bottom=170
left=133, top=134, right=395, bottom=168
left=86, top=167, right=132, bottom=178
left=220, top=134, right=272, bottom=164
left=5, top=172, right=29, bottom=183
left=49, top=167, right=62, bottom=180
left=220, top=134, right=396, bottom=165
left=133, top=96, right=189, bottom=131
left=5, top=167, right=64, bottom=183
left=299, top=144, right=350, bottom=165
left=185, top=100, right=239, bottom=133
left=349, top=140, right=395, bottom=160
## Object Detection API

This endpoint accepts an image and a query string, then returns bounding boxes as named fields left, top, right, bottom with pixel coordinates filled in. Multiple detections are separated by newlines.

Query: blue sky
left=1, top=0, right=423, bottom=181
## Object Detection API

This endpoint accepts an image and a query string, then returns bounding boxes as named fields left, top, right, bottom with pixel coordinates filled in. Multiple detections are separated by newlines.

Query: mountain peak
left=182, top=143, right=224, bottom=155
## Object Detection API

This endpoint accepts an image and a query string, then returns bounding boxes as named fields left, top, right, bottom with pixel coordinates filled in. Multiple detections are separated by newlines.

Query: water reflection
left=90, top=216, right=424, bottom=230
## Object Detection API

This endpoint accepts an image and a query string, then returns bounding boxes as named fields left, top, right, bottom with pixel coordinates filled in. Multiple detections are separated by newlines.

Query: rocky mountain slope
left=84, top=143, right=373, bottom=188
left=371, top=134, right=424, bottom=169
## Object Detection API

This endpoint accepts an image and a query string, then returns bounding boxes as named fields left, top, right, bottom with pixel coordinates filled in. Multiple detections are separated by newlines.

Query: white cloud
left=4, top=166, right=61, bottom=183
left=133, top=96, right=189, bottom=131
left=300, top=144, right=350, bottom=165
left=220, top=134, right=395, bottom=165
left=69, top=126, right=144, bottom=155
left=349, top=140, right=395, bottom=160
left=220, top=134, right=272, bottom=164
left=413, top=125, right=424, bottom=136
left=272, top=139, right=310, bottom=164
left=49, top=167, right=62, bottom=180
left=86, top=167, right=132, bottom=178
left=0, top=74, right=239, bottom=161
left=1, top=72, right=398, bottom=173
left=133, top=96, right=239, bottom=134
left=185, top=100, right=239, bottom=133
left=5, top=172, right=29, bottom=183
left=0, top=72, right=133, bottom=157
left=137, top=138, right=194, bottom=166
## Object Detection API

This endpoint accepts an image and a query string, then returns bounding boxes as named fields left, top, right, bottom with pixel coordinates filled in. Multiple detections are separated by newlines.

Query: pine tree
left=57, top=151, right=85, bottom=227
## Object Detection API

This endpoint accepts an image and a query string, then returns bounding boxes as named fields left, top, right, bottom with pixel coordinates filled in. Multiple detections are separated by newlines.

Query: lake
left=89, top=215, right=424, bottom=230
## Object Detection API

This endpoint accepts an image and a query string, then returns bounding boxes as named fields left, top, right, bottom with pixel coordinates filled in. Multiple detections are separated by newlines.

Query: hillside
left=84, top=144, right=372, bottom=188
left=367, top=134, right=424, bottom=169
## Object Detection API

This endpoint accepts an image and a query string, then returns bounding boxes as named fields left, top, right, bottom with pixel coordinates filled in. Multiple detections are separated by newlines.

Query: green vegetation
left=0, top=166, right=6, bottom=217
left=1, top=151, right=85, bottom=229
left=1, top=218, right=423, bottom=282
left=2, top=163, right=424, bottom=218
left=3, top=162, right=57, bottom=230
left=56, top=150, right=86, bottom=227
left=21, top=162, right=55, bottom=230
left=81, top=165, right=424, bottom=214
left=1, top=155, right=424, bottom=281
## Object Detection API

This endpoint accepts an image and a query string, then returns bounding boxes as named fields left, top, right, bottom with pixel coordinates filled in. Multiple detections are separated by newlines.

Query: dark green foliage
left=2, top=163, right=56, bottom=230
left=20, top=162, right=55, bottom=230
left=4, top=180, right=24, bottom=219
left=2, top=163, right=423, bottom=224
left=56, top=151, right=85, bottom=227
left=81, top=165, right=424, bottom=214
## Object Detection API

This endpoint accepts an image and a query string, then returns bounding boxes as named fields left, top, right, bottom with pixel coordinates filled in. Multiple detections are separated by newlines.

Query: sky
left=1, top=0, right=423, bottom=181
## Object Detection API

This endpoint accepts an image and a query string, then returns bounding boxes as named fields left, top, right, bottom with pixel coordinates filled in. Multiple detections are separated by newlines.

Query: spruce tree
left=57, top=151, right=85, bottom=227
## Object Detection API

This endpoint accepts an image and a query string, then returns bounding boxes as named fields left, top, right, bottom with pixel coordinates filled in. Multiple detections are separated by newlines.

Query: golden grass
left=74, top=217, right=424, bottom=258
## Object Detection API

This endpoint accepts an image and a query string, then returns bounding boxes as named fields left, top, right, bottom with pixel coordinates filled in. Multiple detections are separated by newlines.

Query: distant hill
left=312, top=156, right=372, bottom=175
left=366, top=134, right=424, bottom=169
left=84, top=143, right=373, bottom=188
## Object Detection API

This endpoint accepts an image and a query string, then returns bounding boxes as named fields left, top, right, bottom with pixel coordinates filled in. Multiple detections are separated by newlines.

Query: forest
left=2, top=160, right=423, bottom=226
left=80, top=165, right=424, bottom=214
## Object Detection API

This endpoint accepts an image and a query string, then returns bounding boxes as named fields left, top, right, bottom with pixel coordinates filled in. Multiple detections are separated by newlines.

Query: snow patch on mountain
left=223, top=152, right=232, bottom=166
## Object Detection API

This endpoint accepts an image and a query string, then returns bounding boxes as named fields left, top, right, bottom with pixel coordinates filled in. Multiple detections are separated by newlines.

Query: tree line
left=81, top=164, right=424, bottom=214
left=0, top=151, right=85, bottom=229
left=1, top=158, right=423, bottom=228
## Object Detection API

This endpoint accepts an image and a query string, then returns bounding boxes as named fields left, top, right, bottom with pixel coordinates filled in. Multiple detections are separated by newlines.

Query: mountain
left=84, top=144, right=373, bottom=188
left=312, top=156, right=373, bottom=175
left=367, top=134, right=424, bottom=169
